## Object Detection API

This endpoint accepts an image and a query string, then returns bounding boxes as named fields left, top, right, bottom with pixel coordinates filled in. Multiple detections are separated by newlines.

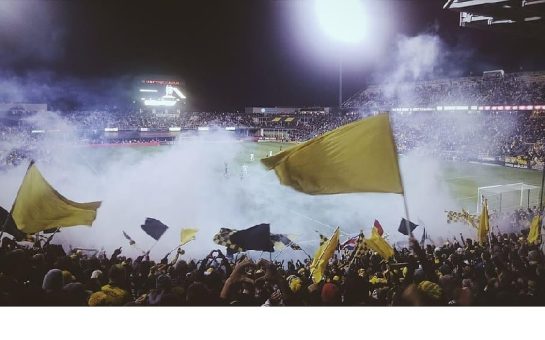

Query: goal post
left=477, top=183, right=541, bottom=214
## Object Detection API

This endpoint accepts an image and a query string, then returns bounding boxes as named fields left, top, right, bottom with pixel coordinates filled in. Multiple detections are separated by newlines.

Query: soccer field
left=80, top=141, right=544, bottom=214
left=240, top=142, right=543, bottom=212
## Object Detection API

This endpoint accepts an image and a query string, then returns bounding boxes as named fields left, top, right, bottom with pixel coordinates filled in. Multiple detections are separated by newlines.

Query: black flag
left=0, top=206, right=26, bottom=241
left=141, top=218, right=169, bottom=240
left=213, top=224, right=274, bottom=253
left=230, top=223, right=274, bottom=252
left=398, top=218, right=418, bottom=235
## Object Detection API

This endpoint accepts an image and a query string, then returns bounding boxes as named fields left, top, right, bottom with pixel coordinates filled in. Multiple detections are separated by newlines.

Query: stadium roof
left=444, top=0, right=545, bottom=39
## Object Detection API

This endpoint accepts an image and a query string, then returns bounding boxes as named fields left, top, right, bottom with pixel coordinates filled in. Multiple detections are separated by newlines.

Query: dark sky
left=1, top=0, right=544, bottom=111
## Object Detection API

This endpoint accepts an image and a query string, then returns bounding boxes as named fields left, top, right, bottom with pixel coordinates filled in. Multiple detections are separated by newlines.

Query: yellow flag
left=261, top=113, right=403, bottom=195
left=180, top=228, right=198, bottom=246
left=527, top=215, right=541, bottom=245
left=365, top=228, right=394, bottom=260
left=310, top=237, right=327, bottom=270
left=310, top=227, right=340, bottom=283
left=11, top=162, right=101, bottom=234
left=478, top=200, right=489, bottom=245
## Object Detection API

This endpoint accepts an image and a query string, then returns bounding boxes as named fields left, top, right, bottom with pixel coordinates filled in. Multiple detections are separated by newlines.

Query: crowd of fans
left=0, top=207, right=543, bottom=306
left=343, top=71, right=545, bottom=110
left=2, top=71, right=545, bottom=168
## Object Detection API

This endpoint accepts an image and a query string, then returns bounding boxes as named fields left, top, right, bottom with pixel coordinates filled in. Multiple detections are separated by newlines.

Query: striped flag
left=340, top=235, right=359, bottom=251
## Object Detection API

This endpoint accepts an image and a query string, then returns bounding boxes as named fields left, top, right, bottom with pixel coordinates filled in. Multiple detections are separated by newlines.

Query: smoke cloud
left=0, top=109, right=476, bottom=261
left=0, top=32, right=521, bottom=260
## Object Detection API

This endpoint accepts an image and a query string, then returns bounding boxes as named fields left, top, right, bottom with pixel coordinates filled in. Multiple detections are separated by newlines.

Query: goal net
left=477, top=183, right=541, bottom=214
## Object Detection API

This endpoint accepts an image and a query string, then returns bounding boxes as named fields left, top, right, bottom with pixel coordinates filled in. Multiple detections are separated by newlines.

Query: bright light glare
left=143, top=99, right=177, bottom=107
left=315, top=0, right=367, bottom=44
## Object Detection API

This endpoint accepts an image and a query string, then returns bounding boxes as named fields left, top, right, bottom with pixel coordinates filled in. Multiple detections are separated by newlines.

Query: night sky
left=1, top=0, right=544, bottom=111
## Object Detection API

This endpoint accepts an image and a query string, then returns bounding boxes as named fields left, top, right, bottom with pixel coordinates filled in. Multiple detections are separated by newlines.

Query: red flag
left=373, top=219, right=384, bottom=236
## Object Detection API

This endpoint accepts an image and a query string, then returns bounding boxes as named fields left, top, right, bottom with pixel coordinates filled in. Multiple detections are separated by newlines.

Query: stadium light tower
left=314, top=0, right=368, bottom=108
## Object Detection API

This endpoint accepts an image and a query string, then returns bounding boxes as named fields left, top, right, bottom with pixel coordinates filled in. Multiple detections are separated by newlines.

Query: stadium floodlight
left=314, top=0, right=368, bottom=107
left=314, top=0, right=367, bottom=44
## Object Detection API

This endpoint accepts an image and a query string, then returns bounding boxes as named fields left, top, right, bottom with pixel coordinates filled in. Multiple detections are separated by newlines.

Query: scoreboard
left=138, top=79, right=186, bottom=108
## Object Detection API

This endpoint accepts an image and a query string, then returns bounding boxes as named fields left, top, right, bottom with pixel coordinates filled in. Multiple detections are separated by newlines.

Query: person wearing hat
left=41, top=269, right=69, bottom=305
left=86, top=270, right=104, bottom=293
left=402, top=281, right=444, bottom=306
left=88, top=265, right=131, bottom=306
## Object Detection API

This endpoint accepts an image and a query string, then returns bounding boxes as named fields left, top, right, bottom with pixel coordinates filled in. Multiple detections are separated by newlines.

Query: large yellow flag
left=180, top=228, right=198, bottom=246
left=261, top=113, right=403, bottom=195
left=11, top=162, right=101, bottom=234
left=310, top=233, right=329, bottom=269
left=478, top=199, right=489, bottom=245
left=527, top=215, right=541, bottom=245
left=365, top=228, right=394, bottom=260
left=310, top=227, right=340, bottom=283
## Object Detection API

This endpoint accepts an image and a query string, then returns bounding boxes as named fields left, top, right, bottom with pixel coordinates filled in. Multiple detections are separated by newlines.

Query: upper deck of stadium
left=343, top=70, right=545, bottom=110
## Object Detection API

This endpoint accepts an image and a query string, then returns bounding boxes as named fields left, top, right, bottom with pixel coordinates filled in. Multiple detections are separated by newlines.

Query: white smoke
left=1, top=109, right=460, bottom=260
left=380, top=34, right=443, bottom=105
left=0, top=120, right=477, bottom=262
left=0, top=33, right=521, bottom=259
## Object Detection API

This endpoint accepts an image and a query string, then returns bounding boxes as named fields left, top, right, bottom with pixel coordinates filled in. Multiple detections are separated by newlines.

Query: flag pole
left=42, top=228, right=60, bottom=248
left=273, top=243, right=290, bottom=261
left=386, top=113, right=413, bottom=238
left=402, top=194, right=413, bottom=237
left=538, top=160, right=545, bottom=247
left=147, top=239, right=160, bottom=255
left=164, top=243, right=183, bottom=257
left=288, top=210, right=351, bottom=237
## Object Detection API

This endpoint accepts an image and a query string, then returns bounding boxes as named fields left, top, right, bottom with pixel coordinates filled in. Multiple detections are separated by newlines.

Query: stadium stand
left=2, top=70, right=545, bottom=168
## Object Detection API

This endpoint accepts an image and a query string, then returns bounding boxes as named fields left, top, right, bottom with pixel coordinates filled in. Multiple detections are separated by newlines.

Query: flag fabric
left=122, top=231, right=136, bottom=245
left=261, top=113, right=403, bottom=195
left=213, top=224, right=274, bottom=253
left=213, top=228, right=244, bottom=253
left=365, top=227, right=395, bottom=260
left=478, top=200, right=490, bottom=245
left=373, top=219, right=384, bottom=236
left=348, top=233, right=366, bottom=265
left=11, top=162, right=101, bottom=234
left=420, top=227, right=427, bottom=247
left=398, top=218, right=418, bottom=235
left=354, top=233, right=366, bottom=257
left=180, top=228, right=199, bottom=246
left=0, top=205, right=26, bottom=241
left=230, top=223, right=274, bottom=252
left=340, top=235, right=359, bottom=251
left=141, top=218, right=169, bottom=241
left=310, top=227, right=340, bottom=283
left=310, top=233, right=330, bottom=271
left=527, top=215, right=541, bottom=245
left=318, top=233, right=329, bottom=246
left=271, top=233, right=301, bottom=251
left=446, top=210, right=478, bottom=229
